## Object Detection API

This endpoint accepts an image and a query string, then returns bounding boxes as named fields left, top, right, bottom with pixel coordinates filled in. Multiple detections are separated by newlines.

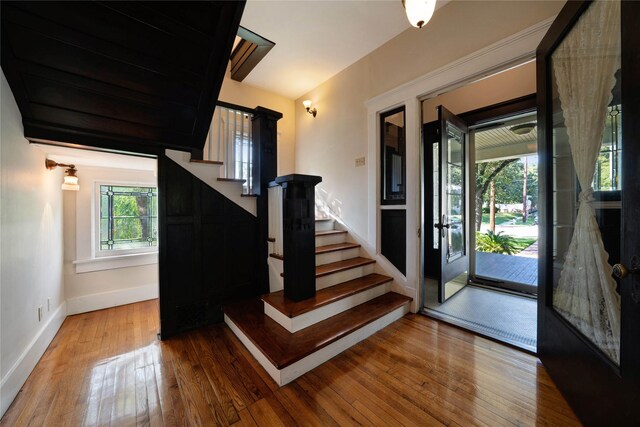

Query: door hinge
left=417, top=227, right=421, bottom=238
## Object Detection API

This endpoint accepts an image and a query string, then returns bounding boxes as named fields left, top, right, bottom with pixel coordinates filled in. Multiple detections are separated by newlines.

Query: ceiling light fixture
left=402, top=0, right=436, bottom=29
left=303, top=100, right=317, bottom=118
left=45, top=159, right=80, bottom=191
left=510, top=123, right=536, bottom=136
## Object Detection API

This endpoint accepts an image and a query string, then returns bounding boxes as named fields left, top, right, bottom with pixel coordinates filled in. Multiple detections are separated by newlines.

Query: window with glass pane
left=99, top=185, right=158, bottom=252
left=593, top=104, right=622, bottom=192
left=381, top=107, right=406, bottom=204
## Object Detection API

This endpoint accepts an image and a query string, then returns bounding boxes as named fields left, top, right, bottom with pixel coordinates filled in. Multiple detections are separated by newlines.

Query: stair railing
left=205, top=104, right=253, bottom=194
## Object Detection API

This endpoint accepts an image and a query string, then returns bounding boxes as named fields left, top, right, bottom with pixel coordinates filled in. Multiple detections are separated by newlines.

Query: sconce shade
left=62, top=171, right=79, bottom=191
left=402, top=0, right=436, bottom=29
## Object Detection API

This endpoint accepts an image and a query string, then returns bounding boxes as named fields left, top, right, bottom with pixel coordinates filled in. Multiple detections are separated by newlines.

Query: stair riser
left=316, top=264, right=375, bottom=290
left=224, top=303, right=410, bottom=387
left=315, top=220, right=335, bottom=232
left=316, top=248, right=360, bottom=266
left=315, top=233, right=347, bottom=246
left=264, top=282, right=391, bottom=333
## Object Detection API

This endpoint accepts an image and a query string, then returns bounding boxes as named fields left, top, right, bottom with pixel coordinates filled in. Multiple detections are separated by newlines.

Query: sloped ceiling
left=1, top=1, right=245, bottom=155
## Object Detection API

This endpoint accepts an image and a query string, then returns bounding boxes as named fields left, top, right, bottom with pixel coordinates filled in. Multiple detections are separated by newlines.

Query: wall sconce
left=45, top=159, right=80, bottom=191
left=303, top=100, right=317, bottom=118
left=402, top=0, right=436, bottom=29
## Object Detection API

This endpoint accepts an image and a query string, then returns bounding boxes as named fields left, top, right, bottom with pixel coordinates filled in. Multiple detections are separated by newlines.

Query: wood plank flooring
left=1, top=299, right=581, bottom=426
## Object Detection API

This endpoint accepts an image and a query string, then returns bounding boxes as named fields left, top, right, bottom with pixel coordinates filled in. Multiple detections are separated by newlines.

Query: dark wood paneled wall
left=158, top=154, right=259, bottom=338
left=381, top=210, right=406, bottom=275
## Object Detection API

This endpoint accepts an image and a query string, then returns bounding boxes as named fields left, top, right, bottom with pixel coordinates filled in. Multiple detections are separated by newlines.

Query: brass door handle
left=613, top=260, right=640, bottom=279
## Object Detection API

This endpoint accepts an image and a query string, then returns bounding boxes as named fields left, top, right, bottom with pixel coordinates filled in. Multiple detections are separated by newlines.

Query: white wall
left=63, top=166, right=158, bottom=315
left=219, top=68, right=296, bottom=176
left=0, top=71, right=66, bottom=416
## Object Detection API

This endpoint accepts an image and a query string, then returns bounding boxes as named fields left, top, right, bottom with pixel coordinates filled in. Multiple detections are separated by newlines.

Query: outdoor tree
left=475, top=158, right=539, bottom=230
left=474, top=159, right=517, bottom=231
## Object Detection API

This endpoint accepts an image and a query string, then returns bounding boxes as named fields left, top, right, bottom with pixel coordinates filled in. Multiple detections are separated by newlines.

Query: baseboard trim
left=0, top=302, right=67, bottom=418
left=66, top=283, right=158, bottom=315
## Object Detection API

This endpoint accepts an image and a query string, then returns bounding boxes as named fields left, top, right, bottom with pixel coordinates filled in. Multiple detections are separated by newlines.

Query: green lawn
left=512, top=237, right=537, bottom=252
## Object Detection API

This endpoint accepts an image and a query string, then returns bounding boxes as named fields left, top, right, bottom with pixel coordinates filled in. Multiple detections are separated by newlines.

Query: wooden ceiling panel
left=1, top=0, right=245, bottom=154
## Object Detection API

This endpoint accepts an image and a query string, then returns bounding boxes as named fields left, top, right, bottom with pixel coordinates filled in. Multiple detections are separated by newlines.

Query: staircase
left=224, top=217, right=412, bottom=386
left=165, top=149, right=256, bottom=216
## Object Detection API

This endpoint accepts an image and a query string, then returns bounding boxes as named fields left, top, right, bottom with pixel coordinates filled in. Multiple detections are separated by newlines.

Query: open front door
left=537, top=0, right=640, bottom=423
left=436, top=106, right=470, bottom=303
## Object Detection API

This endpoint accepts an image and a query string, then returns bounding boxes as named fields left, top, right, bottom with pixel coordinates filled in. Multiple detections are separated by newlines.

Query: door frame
left=537, top=0, right=640, bottom=423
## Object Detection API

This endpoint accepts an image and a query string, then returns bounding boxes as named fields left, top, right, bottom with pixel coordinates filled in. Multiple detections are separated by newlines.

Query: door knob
left=613, top=256, right=640, bottom=279
left=612, top=264, right=633, bottom=279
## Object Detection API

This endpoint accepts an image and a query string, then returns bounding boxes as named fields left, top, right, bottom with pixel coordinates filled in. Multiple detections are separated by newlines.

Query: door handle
left=434, top=215, right=451, bottom=238
left=612, top=263, right=638, bottom=279
left=612, top=255, right=640, bottom=279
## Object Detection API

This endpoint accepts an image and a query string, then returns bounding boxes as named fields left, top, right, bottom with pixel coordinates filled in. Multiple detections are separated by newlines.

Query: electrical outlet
left=47, top=298, right=51, bottom=312
left=38, top=306, right=43, bottom=322
left=355, top=157, right=366, bottom=167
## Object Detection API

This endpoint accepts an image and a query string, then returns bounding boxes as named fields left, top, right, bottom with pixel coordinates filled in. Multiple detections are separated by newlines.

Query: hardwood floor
left=1, top=299, right=581, bottom=426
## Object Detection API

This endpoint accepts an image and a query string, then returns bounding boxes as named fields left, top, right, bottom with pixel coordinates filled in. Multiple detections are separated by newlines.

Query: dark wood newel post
left=252, top=107, right=283, bottom=294
left=275, top=174, right=322, bottom=301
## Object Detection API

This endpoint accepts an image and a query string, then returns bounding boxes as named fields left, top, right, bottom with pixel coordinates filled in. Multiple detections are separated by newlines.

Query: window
left=593, top=104, right=622, bottom=192
left=209, top=105, right=253, bottom=194
left=98, top=185, right=158, bottom=254
left=380, top=107, right=406, bottom=204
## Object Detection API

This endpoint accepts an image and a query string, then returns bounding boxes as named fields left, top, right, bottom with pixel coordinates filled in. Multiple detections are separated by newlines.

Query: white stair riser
left=315, top=220, right=335, bottom=232
left=316, top=248, right=360, bottom=266
left=316, top=264, right=375, bottom=290
left=268, top=257, right=284, bottom=292
left=264, top=282, right=391, bottom=333
left=224, top=303, right=409, bottom=387
left=315, top=233, right=347, bottom=246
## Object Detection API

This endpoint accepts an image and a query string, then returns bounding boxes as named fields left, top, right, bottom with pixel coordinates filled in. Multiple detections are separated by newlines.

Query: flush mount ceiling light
left=402, top=0, right=436, bottom=29
left=45, top=159, right=80, bottom=191
left=510, top=123, right=536, bottom=135
left=303, top=100, right=317, bottom=118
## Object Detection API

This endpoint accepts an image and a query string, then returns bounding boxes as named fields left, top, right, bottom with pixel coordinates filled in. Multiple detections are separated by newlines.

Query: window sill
left=73, top=252, right=158, bottom=273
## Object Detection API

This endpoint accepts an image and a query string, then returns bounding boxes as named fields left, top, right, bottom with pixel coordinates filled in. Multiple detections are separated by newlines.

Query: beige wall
left=1, top=72, right=65, bottom=415
left=295, top=1, right=563, bottom=241
left=219, top=69, right=296, bottom=176
left=63, top=166, right=158, bottom=312
left=422, top=60, right=536, bottom=123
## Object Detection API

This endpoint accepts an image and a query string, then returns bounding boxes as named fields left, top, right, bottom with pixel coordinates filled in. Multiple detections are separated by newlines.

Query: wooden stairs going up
left=224, top=218, right=412, bottom=386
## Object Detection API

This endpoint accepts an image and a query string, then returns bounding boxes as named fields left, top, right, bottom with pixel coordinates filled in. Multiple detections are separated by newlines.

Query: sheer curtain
left=552, top=0, right=621, bottom=363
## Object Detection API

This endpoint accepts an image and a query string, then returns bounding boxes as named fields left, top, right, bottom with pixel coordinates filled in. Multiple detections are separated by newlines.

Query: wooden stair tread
left=190, top=159, right=223, bottom=165
left=217, top=177, right=246, bottom=183
left=315, top=230, right=347, bottom=236
left=316, top=257, right=375, bottom=277
left=262, top=273, right=393, bottom=317
left=269, top=253, right=284, bottom=260
left=280, top=256, right=376, bottom=278
left=224, top=292, right=411, bottom=369
left=315, top=242, right=360, bottom=254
